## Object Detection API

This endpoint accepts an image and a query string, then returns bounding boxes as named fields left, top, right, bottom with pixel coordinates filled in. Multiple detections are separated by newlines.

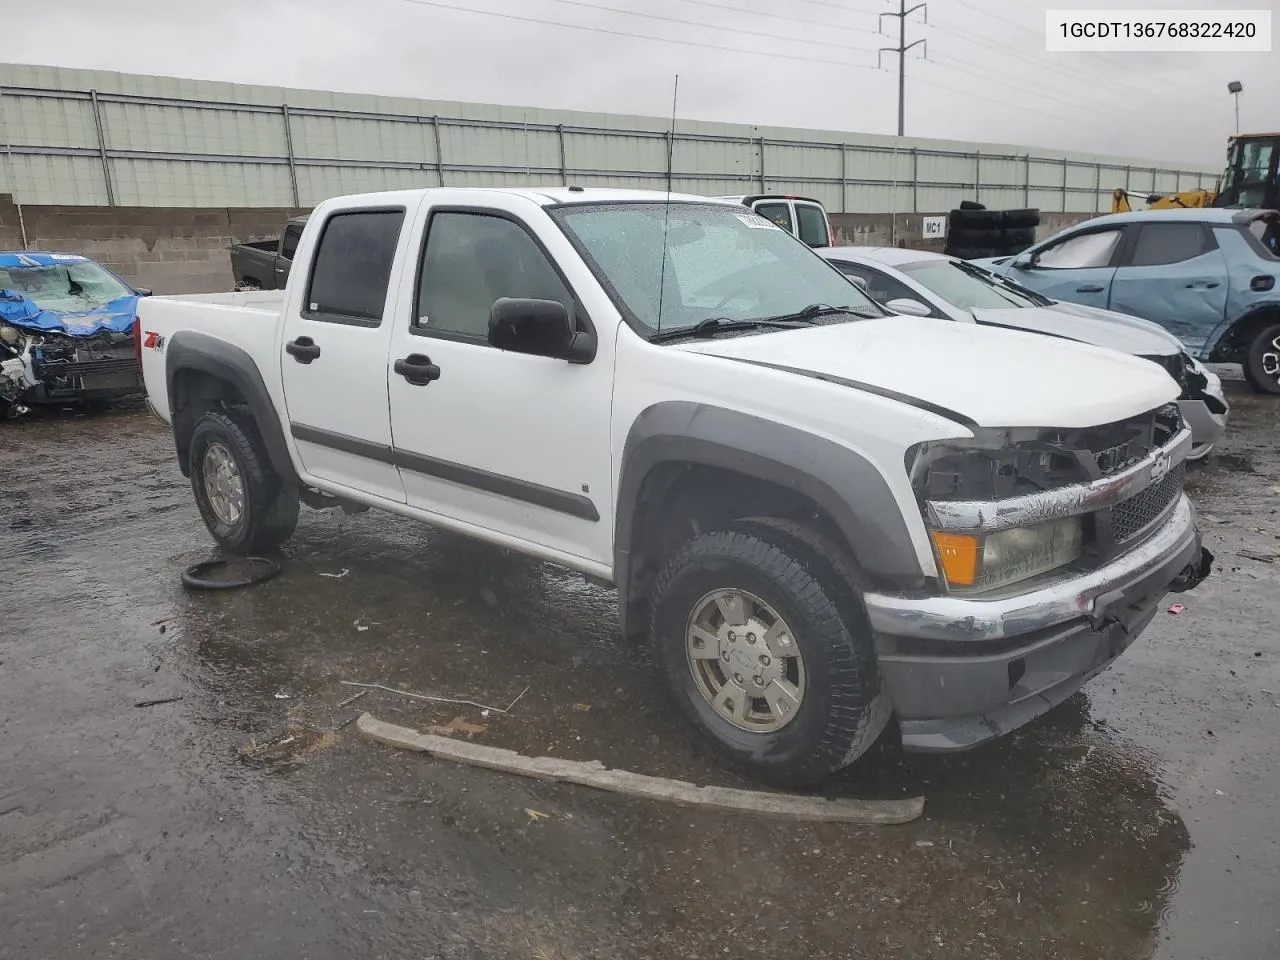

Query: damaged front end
left=1141, top=351, right=1230, bottom=460
left=862, top=403, right=1213, bottom=753
left=0, top=322, right=144, bottom=418
left=0, top=255, right=145, bottom=418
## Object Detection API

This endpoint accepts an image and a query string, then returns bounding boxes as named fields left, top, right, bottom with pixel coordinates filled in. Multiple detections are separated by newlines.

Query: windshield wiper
left=758, top=303, right=881, bottom=322
left=649, top=316, right=817, bottom=343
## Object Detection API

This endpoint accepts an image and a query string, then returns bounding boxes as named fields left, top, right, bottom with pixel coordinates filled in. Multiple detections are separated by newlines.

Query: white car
left=819, top=246, right=1229, bottom=461
left=133, top=188, right=1212, bottom=785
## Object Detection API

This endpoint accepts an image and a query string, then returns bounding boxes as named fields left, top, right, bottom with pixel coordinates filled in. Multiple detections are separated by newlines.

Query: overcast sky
left=3, top=0, right=1274, bottom=165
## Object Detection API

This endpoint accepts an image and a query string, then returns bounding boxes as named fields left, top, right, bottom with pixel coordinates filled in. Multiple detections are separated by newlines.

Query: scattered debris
left=336, top=690, right=370, bottom=710
left=1238, top=551, right=1276, bottom=564
left=356, top=713, right=926, bottom=825
left=151, top=616, right=178, bottom=626
left=525, top=808, right=552, bottom=822
left=319, top=569, right=350, bottom=579
left=135, top=696, right=184, bottom=708
left=915, top=841, right=935, bottom=848
left=480, top=587, right=498, bottom=607
left=274, top=691, right=292, bottom=700
left=1167, top=603, right=1185, bottom=615
left=424, top=716, right=488, bottom=738
left=339, top=680, right=530, bottom=715
left=572, top=703, right=592, bottom=713
left=354, top=620, right=370, bottom=632
left=238, top=722, right=336, bottom=767
left=181, top=556, right=280, bottom=591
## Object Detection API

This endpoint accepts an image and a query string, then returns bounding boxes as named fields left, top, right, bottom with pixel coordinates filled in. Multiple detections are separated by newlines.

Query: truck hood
left=676, top=316, right=1179, bottom=429
left=970, top=304, right=1181, bottom=356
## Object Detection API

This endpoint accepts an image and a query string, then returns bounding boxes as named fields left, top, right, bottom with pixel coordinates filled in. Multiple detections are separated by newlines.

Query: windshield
left=0, top=261, right=133, bottom=312
left=899, top=259, right=1051, bottom=311
left=548, top=201, right=882, bottom=336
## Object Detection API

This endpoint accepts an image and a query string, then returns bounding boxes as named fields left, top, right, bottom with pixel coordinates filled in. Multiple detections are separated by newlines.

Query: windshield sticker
left=736, top=213, right=780, bottom=230
left=49, top=254, right=87, bottom=261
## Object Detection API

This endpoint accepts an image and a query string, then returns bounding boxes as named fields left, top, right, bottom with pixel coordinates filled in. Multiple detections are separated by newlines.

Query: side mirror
left=847, top=275, right=870, bottom=293
left=134, top=287, right=153, bottom=297
left=488, top=298, right=596, bottom=364
left=885, top=297, right=933, bottom=318
left=1011, top=252, right=1035, bottom=269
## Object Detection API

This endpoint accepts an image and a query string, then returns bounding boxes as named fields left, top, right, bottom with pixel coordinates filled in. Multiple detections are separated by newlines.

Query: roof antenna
left=655, top=74, right=679, bottom=336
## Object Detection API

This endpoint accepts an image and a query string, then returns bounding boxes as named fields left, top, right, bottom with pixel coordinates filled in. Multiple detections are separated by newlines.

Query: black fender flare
left=614, top=402, right=926, bottom=635
left=1209, top=300, right=1280, bottom=360
left=165, top=331, right=300, bottom=486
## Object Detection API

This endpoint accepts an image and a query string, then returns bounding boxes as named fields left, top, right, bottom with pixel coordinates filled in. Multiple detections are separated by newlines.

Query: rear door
left=1009, top=226, right=1124, bottom=309
left=278, top=206, right=409, bottom=502
left=1109, top=221, right=1228, bottom=346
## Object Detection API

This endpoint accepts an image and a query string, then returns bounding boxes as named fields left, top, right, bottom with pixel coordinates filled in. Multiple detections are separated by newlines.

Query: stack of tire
left=945, top=201, right=1040, bottom=261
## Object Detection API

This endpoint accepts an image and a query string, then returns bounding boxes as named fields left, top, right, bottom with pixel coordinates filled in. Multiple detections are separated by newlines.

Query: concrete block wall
left=0, top=194, right=306, bottom=294
left=0, top=193, right=1110, bottom=296
left=828, top=211, right=1098, bottom=251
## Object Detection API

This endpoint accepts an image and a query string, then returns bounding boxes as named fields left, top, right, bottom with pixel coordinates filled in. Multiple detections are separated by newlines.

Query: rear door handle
left=394, top=353, right=441, bottom=386
left=285, top=336, right=321, bottom=364
left=1076, top=285, right=1105, bottom=293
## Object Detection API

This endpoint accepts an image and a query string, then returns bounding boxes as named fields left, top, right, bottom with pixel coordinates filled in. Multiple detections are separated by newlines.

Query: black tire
left=1244, top=323, right=1280, bottom=395
left=949, top=208, right=1001, bottom=228
left=188, top=410, right=299, bottom=553
left=947, top=246, right=1005, bottom=260
left=647, top=521, right=891, bottom=788
left=1001, top=208, right=1040, bottom=229
left=959, top=200, right=986, bottom=211
left=1000, top=226, right=1037, bottom=248
left=949, top=226, right=1003, bottom=247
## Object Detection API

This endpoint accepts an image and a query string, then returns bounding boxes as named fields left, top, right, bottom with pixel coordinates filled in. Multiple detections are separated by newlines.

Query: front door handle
left=285, top=336, right=321, bottom=364
left=1076, top=285, right=1105, bottom=294
left=394, top=353, right=441, bottom=386
left=1185, top=281, right=1220, bottom=289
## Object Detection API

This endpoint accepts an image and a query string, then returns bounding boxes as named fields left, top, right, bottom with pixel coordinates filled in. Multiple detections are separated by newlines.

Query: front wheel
left=1244, top=323, right=1280, bottom=395
left=647, top=520, right=891, bottom=788
left=188, top=410, right=298, bottom=553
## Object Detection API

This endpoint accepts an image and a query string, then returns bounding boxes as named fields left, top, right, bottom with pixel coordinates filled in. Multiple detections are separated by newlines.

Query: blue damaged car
left=0, top=252, right=151, bottom=419
left=972, top=208, right=1280, bottom=394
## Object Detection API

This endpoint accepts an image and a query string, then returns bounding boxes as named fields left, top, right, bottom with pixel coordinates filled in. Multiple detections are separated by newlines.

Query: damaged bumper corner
left=864, top=495, right=1213, bottom=754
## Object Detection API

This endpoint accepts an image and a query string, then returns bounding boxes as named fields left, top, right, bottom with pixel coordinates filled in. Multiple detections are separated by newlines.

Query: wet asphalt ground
left=2, top=375, right=1277, bottom=960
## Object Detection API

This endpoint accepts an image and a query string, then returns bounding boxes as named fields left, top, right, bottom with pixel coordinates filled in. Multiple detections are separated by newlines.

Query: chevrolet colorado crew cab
left=135, top=186, right=1213, bottom=787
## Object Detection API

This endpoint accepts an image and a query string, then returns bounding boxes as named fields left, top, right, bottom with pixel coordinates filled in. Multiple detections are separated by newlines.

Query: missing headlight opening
left=909, top=405, right=1184, bottom=501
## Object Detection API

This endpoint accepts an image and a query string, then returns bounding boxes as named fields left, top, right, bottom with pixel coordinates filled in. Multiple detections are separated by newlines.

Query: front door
left=1110, top=221, right=1228, bottom=353
left=278, top=207, right=408, bottom=503
left=1009, top=226, right=1125, bottom=310
left=385, top=198, right=615, bottom=566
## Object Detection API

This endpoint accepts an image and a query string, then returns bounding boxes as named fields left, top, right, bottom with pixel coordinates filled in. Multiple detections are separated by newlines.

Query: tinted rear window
left=1130, top=223, right=1214, bottom=267
left=795, top=203, right=830, bottom=247
left=305, top=210, right=405, bottom=325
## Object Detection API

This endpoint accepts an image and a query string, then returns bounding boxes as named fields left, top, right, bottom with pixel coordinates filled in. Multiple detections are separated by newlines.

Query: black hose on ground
left=181, top=557, right=281, bottom=590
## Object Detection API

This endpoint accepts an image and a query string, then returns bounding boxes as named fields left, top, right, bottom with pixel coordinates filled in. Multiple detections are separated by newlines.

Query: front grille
left=1111, top=463, right=1185, bottom=543
left=34, top=357, right=140, bottom=380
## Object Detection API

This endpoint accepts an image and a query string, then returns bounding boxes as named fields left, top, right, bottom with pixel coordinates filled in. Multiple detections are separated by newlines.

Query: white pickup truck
left=135, top=186, right=1213, bottom=786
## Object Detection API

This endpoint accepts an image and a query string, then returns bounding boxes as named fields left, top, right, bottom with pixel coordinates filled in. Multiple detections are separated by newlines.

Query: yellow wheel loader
left=1111, top=133, right=1280, bottom=213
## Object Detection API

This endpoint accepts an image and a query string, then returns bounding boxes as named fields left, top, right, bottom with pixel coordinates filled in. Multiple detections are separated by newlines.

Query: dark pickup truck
left=229, top=216, right=308, bottom=291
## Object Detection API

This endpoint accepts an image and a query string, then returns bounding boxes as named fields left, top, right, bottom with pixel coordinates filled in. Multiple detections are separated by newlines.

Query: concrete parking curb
left=356, top=712, right=925, bottom=825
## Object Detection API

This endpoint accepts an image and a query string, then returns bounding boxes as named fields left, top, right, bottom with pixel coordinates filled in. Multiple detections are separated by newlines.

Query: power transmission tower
left=878, top=0, right=928, bottom=137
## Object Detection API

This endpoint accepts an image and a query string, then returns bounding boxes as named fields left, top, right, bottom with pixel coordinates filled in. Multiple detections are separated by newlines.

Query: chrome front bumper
left=864, top=422, right=1213, bottom=753
left=865, top=494, right=1202, bottom=643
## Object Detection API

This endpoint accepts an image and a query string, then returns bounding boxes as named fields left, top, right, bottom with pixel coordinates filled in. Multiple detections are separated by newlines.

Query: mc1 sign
left=922, top=216, right=947, bottom=239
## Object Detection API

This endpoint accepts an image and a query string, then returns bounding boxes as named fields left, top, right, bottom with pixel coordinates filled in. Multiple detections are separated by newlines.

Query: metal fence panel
left=0, top=64, right=1218, bottom=214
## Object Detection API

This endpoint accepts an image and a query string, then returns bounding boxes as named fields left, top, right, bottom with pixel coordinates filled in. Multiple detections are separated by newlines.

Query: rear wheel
left=189, top=410, right=298, bottom=553
left=647, top=520, right=891, bottom=788
left=1244, top=324, right=1280, bottom=395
